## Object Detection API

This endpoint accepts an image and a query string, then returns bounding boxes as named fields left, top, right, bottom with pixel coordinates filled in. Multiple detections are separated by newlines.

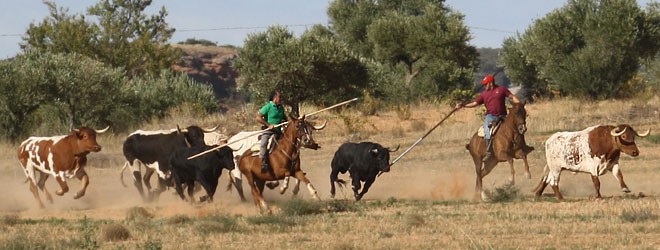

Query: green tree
left=500, top=0, right=660, bottom=99
left=22, top=0, right=178, bottom=77
left=234, top=25, right=369, bottom=115
left=328, top=0, right=478, bottom=102
left=0, top=51, right=124, bottom=141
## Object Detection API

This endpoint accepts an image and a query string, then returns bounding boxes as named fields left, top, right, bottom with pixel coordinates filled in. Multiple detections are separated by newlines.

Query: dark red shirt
left=474, top=85, right=511, bottom=116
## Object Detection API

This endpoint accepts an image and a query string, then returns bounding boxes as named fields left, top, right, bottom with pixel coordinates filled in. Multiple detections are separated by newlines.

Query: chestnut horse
left=466, top=102, right=529, bottom=200
left=238, top=115, right=321, bottom=212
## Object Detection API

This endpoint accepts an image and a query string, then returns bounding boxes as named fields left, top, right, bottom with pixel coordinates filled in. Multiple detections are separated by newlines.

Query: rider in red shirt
left=456, top=75, right=522, bottom=161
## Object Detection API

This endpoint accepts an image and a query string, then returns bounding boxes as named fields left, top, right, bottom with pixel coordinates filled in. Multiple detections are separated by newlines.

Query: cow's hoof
left=73, top=192, right=85, bottom=199
left=55, top=190, right=66, bottom=196
left=622, top=187, right=631, bottom=193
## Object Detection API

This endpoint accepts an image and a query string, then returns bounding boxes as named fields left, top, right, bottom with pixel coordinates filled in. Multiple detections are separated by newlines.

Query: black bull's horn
left=389, top=144, right=400, bottom=152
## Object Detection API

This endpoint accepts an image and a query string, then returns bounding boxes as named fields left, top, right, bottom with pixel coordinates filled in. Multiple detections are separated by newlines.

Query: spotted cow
left=534, top=124, right=650, bottom=200
left=17, top=126, right=109, bottom=208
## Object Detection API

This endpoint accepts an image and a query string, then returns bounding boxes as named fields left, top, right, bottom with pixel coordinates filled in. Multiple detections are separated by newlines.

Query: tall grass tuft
left=125, top=206, right=154, bottom=221
left=489, top=183, right=520, bottom=203
left=100, top=223, right=131, bottom=242
left=279, top=199, right=325, bottom=216
left=1, top=214, right=19, bottom=226
left=620, top=205, right=658, bottom=222
left=196, top=214, right=240, bottom=234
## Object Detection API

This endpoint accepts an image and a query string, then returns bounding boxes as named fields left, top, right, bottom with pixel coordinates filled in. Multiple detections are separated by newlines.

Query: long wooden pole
left=378, top=107, right=459, bottom=177
left=187, top=98, right=359, bottom=160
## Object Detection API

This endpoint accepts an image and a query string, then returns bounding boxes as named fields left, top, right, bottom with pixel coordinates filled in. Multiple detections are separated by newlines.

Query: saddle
left=248, top=135, right=277, bottom=156
left=477, top=116, right=504, bottom=138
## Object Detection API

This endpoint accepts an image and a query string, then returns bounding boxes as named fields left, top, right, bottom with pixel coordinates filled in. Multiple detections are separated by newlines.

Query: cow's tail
left=120, top=161, right=130, bottom=187
left=226, top=173, right=234, bottom=192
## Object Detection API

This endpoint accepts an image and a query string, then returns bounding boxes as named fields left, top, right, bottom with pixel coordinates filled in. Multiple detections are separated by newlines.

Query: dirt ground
left=1, top=100, right=659, bottom=221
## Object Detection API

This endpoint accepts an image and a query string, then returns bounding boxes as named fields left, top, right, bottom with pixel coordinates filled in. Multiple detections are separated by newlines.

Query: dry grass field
left=1, top=97, right=660, bottom=249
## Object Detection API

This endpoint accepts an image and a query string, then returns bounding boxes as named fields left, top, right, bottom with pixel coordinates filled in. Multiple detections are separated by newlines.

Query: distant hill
left=170, top=44, right=239, bottom=99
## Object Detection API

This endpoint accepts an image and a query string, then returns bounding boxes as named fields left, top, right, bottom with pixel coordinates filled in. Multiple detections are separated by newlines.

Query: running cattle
left=169, top=144, right=235, bottom=203
left=330, top=142, right=399, bottom=201
left=17, top=126, right=109, bottom=208
left=120, top=125, right=216, bottom=201
left=534, top=124, right=650, bottom=200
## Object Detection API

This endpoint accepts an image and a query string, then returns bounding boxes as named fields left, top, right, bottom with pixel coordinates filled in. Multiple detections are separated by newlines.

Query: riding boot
left=260, top=154, right=269, bottom=173
left=482, top=139, right=493, bottom=162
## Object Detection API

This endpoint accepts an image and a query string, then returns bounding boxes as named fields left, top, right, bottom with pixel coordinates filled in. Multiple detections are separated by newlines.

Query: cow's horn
left=312, top=120, right=327, bottom=130
left=95, top=126, right=110, bottom=134
left=389, top=144, right=400, bottom=152
left=636, top=128, right=650, bottom=137
left=202, top=125, right=220, bottom=133
left=610, top=126, right=627, bottom=137
left=176, top=124, right=188, bottom=133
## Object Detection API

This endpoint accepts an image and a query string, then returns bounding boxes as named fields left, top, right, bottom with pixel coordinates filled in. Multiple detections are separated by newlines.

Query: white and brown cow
left=534, top=124, right=650, bottom=200
left=17, top=126, right=109, bottom=208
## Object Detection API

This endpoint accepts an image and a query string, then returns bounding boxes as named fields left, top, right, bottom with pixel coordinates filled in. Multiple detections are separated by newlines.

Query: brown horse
left=238, top=115, right=321, bottom=212
left=466, top=102, right=529, bottom=200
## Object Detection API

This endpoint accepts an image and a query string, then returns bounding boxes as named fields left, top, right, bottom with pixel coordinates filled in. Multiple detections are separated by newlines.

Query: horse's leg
left=294, top=170, right=320, bottom=200
left=255, top=179, right=270, bottom=213
left=612, top=164, right=630, bottom=193
left=279, top=176, right=290, bottom=194
left=522, top=156, right=532, bottom=179
left=472, top=156, right=483, bottom=201
left=291, top=178, right=301, bottom=196
left=244, top=170, right=267, bottom=211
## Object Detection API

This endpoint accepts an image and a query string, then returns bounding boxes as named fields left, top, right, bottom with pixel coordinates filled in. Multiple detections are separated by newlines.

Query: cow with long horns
left=330, top=141, right=399, bottom=201
left=534, top=124, right=650, bottom=200
left=17, top=126, right=109, bottom=208
left=120, top=125, right=218, bottom=202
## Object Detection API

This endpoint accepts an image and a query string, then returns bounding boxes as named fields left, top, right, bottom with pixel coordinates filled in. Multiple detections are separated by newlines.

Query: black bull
left=169, top=144, right=235, bottom=203
left=329, top=142, right=399, bottom=201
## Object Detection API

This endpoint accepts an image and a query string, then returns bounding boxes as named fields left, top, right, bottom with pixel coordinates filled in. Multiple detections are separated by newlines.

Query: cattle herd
left=15, top=105, right=652, bottom=212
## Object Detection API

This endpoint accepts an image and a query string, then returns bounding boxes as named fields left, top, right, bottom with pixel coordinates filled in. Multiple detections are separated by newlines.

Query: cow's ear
left=370, top=148, right=378, bottom=155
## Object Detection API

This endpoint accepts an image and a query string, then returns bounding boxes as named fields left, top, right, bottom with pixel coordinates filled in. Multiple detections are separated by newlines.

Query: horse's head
left=507, top=102, right=527, bottom=134
left=287, top=115, right=326, bottom=150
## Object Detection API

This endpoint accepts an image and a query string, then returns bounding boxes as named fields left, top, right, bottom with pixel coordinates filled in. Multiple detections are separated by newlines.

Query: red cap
left=481, top=75, right=494, bottom=85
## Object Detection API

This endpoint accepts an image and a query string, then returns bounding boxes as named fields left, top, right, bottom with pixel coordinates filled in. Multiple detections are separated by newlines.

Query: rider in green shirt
left=255, top=90, right=287, bottom=172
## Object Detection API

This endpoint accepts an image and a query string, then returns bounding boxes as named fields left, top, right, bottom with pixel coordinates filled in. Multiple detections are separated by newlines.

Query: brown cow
left=534, top=124, right=650, bottom=200
left=17, top=126, right=109, bottom=208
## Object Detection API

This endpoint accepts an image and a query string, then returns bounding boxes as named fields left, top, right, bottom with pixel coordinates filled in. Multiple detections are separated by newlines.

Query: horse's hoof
left=55, top=190, right=65, bottom=196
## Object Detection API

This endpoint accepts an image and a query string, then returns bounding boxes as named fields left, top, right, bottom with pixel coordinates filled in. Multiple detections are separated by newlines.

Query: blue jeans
left=483, top=114, right=502, bottom=140
left=259, top=131, right=274, bottom=159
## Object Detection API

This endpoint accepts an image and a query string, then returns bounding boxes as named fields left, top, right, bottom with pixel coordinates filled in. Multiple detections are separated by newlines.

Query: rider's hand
left=267, top=124, right=275, bottom=130
left=455, top=103, right=463, bottom=109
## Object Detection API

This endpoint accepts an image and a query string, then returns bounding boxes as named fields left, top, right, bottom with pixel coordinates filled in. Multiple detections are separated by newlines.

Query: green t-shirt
left=259, top=101, right=286, bottom=129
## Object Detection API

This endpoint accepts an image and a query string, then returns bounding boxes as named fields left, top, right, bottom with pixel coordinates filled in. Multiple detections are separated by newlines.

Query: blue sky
left=0, top=1, right=656, bottom=59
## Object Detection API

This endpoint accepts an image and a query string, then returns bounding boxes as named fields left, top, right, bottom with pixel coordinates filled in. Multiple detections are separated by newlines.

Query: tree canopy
left=234, top=25, right=369, bottom=115
left=22, top=0, right=178, bottom=78
left=500, top=0, right=660, bottom=99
